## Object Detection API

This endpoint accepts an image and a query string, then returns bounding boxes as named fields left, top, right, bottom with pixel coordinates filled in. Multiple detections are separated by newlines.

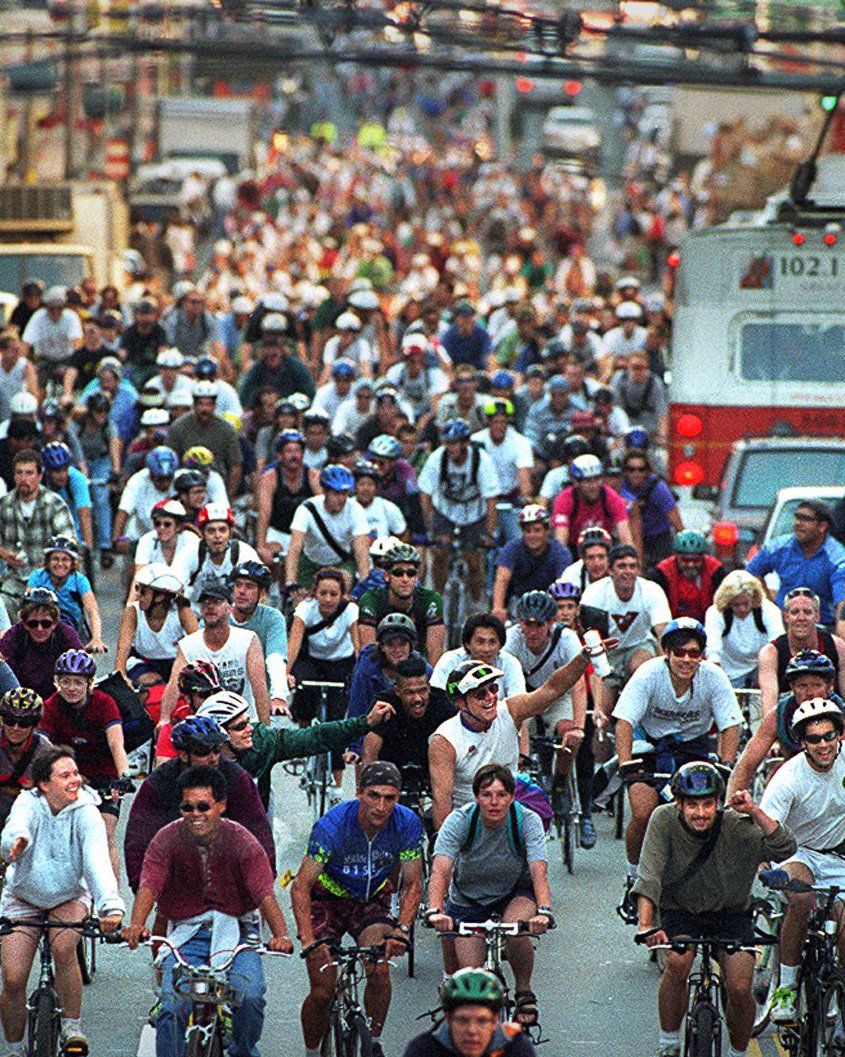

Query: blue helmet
left=42, top=442, right=73, bottom=471
left=442, top=419, right=471, bottom=443
left=368, top=435, right=401, bottom=459
left=661, top=617, right=707, bottom=652
left=171, top=715, right=226, bottom=752
left=549, top=580, right=581, bottom=600
left=146, top=446, right=179, bottom=478
left=625, top=428, right=650, bottom=450
left=195, top=357, right=218, bottom=380
left=275, top=429, right=305, bottom=452
left=54, top=649, right=97, bottom=679
left=319, top=464, right=355, bottom=492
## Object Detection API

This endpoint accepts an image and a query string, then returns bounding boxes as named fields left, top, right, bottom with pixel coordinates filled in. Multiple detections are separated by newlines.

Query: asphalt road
left=52, top=564, right=786, bottom=1057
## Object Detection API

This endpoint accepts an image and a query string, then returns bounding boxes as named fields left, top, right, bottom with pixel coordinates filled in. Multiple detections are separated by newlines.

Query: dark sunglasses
left=1, top=716, right=34, bottom=728
left=672, top=647, right=703, bottom=659
left=179, top=801, right=212, bottom=813
left=804, top=730, right=839, bottom=745
left=227, top=719, right=250, bottom=733
left=785, top=587, right=819, bottom=603
left=25, top=619, right=55, bottom=630
left=390, top=567, right=417, bottom=578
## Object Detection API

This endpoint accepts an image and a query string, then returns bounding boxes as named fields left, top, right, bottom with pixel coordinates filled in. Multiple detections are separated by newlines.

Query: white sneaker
left=771, top=986, right=797, bottom=1023
left=657, top=1046, right=680, bottom=1057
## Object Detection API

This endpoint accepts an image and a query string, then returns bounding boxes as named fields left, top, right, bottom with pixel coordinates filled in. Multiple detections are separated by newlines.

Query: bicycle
left=634, top=931, right=778, bottom=1057
left=528, top=733, right=581, bottom=875
left=0, top=915, right=113, bottom=1057
left=760, top=870, right=845, bottom=1057
left=301, top=939, right=392, bottom=1057
left=297, top=680, right=346, bottom=820
left=141, top=934, right=289, bottom=1057
left=398, top=763, right=433, bottom=979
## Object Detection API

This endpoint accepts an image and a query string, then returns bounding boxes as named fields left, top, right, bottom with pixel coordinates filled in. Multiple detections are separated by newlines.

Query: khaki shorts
left=605, top=637, right=659, bottom=692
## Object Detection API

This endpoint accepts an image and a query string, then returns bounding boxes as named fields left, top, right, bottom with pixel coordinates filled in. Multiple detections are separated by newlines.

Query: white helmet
left=135, top=561, right=171, bottom=587
left=791, top=697, right=845, bottom=741
left=192, top=380, right=219, bottom=399
left=570, top=454, right=604, bottom=481
left=141, top=408, right=170, bottom=427
left=10, top=392, right=38, bottom=416
left=369, top=535, right=401, bottom=560
left=147, top=570, right=184, bottom=595
left=196, top=690, right=250, bottom=727
left=518, top=504, right=549, bottom=527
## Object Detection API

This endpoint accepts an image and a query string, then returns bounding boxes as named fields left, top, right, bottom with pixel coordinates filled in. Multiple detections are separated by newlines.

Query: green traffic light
left=821, top=95, right=838, bottom=112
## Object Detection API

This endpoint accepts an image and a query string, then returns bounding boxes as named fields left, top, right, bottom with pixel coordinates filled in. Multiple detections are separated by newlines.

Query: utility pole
left=63, top=2, right=75, bottom=178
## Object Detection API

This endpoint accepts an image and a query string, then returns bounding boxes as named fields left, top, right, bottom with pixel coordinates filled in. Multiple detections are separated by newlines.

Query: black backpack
left=94, top=673, right=155, bottom=751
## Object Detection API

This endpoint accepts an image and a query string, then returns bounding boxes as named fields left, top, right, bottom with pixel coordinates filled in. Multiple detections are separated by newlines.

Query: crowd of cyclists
left=0, top=115, right=839, bottom=1057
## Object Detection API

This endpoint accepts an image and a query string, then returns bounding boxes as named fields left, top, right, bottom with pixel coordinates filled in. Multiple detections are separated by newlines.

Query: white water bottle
left=584, top=629, right=611, bottom=678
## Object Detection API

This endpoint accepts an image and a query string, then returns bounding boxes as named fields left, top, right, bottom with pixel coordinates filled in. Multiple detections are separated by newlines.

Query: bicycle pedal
left=64, top=1042, right=89, bottom=1057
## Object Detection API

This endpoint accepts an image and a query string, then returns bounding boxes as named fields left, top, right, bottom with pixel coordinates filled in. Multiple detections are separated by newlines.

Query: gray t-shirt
left=433, top=801, right=547, bottom=906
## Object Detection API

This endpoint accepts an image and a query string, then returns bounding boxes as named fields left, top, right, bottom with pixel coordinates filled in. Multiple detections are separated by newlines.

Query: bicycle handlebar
left=0, top=915, right=114, bottom=940
left=300, top=938, right=388, bottom=960
left=422, top=918, right=538, bottom=936
left=634, top=933, right=777, bottom=954
left=762, top=869, right=843, bottom=897
left=140, top=936, right=290, bottom=968
left=299, top=681, right=348, bottom=689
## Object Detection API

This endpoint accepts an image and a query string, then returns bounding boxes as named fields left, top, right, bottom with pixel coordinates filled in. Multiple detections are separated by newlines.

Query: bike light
left=712, top=522, right=739, bottom=547
left=674, top=461, right=703, bottom=487
left=676, top=413, right=702, bottom=439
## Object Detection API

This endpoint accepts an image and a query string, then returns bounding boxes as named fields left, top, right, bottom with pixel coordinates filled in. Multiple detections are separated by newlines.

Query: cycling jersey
left=306, top=799, right=422, bottom=901
left=39, top=688, right=122, bottom=779
left=0, top=731, right=51, bottom=828
left=358, top=585, right=444, bottom=658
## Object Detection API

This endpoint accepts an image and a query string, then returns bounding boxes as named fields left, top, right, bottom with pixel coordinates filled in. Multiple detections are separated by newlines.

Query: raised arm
left=507, top=650, right=591, bottom=727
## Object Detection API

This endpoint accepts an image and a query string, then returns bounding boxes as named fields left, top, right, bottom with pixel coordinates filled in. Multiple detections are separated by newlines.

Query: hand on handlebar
left=426, top=912, right=454, bottom=933
left=636, top=926, right=669, bottom=949
left=528, top=914, right=551, bottom=935
left=384, top=935, right=410, bottom=959
left=122, top=923, right=150, bottom=950
left=86, top=638, right=108, bottom=654
left=99, top=913, right=123, bottom=935
left=268, top=935, right=294, bottom=954
left=619, top=759, right=647, bottom=784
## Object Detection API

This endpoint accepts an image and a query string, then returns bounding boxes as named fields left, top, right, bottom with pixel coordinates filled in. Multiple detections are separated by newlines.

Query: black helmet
left=670, top=761, right=725, bottom=801
left=516, top=590, right=558, bottom=623
left=563, top=434, right=592, bottom=461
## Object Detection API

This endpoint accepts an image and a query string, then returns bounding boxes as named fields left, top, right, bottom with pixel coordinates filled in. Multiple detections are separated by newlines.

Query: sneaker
left=61, top=1028, right=89, bottom=1056
left=371, top=1043, right=386, bottom=1057
left=771, top=985, right=798, bottom=1023
left=657, top=1046, right=680, bottom=1057
left=616, top=876, right=638, bottom=925
left=580, top=816, right=597, bottom=849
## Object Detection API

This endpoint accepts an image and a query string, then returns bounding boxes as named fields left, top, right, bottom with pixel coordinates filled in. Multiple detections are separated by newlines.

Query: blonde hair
left=713, top=569, right=764, bottom=612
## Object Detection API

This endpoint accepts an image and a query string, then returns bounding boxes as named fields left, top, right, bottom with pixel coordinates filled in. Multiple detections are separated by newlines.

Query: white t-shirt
left=359, top=496, right=406, bottom=541
left=179, top=626, right=260, bottom=719
left=540, top=465, right=569, bottom=501
left=134, top=528, right=196, bottom=567
left=760, top=749, right=845, bottom=853
left=332, top=398, right=372, bottom=438
left=289, top=495, right=369, bottom=566
left=581, top=576, right=671, bottom=651
left=22, top=308, right=82, bottom=362
left=293, top=598, right=358, bottom=660
left=323, top=334, right=373, bottom=374
left=505, top=622, right=582, bottom=723
left=601, top=324, right=648, bottom=362
left=171, top=536, right=260, bottom=608
left=430, top=646, right=525, bottom=702
left=417, top=445, right=500, bottom=524
left=433, top=701, right=520, bottom=809
left=704, top=599, right=785, bottom=682
left=312, top=382, right=351, bottom=421
left=470, top=427, right=534, bottom=496
left=612, top=656, right=742, bottom=741
left=118, top=469, right=173, bottom=536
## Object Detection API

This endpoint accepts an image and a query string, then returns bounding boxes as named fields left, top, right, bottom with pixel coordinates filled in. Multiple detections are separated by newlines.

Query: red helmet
left=197, top=503, right=235, bottom=528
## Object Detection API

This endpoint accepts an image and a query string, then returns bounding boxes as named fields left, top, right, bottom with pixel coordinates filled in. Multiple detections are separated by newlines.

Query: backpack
left=95, top=672, right=155, bottom=752
left=460, top=800, right=525, bottom=858
left=188, top=539, right=241, bottom=587
left=570, top=484, right=612, bottom=524
left=439, top=444, right=481, bottom=503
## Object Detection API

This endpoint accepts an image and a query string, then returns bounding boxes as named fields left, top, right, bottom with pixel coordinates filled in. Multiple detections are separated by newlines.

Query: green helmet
left=441, top=969, right=504, bottom=1013
left=674, top=530, right=708, bottom=555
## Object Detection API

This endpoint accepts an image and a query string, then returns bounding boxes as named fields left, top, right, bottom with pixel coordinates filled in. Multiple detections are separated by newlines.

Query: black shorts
left=660, top=907, right=754, bottom=947
left=445, top=885, right=535, bottom=926
left=290, top=655, right=354, bottom=724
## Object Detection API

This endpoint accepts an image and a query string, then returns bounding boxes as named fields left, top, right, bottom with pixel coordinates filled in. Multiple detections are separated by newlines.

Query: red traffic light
left=667, top=251, right=680, bottom=269
left=563, top=81, right=582, bottom=97
left=825, top=232, right=837, bottom=246
left=792, top=232, right=805, bottom=246
left=515, top=78, right=534, bottom=94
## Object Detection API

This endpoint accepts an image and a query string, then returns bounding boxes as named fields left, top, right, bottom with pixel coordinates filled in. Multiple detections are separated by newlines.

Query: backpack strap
left=188, top=539, right=208, bottom=587
left=303, top=500, right=353, bottom=564
left=459, top=803, right=481, bottom=854
left=302, top=599, right=350, bottom=639
left=524, top=623, right=564, bottom=683
left=459, top=802, right=525, bottom=858
left=753, top=606, right=767, bottom=635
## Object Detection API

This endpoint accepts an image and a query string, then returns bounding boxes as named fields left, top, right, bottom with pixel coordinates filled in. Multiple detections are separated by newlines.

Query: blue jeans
left=157, top=926, right=266, bottom=1057
left=87, top=455, right=112, bottom=550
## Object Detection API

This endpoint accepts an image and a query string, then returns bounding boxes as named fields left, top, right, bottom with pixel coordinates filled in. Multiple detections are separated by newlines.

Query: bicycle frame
left=306, top=940, right=387, bottom=1056
left=299, top=680, right=346, bottom=819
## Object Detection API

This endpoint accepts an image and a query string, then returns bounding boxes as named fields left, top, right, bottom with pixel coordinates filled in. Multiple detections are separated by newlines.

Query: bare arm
left=246, top=635, right=270, bottom=725
left=485, top=497, right=496, bottom=538
left=361, top=730, right=383, bottom=764
left=507, top=650, right=591, bottom=726
left=78, top=507, right=94, bottom=553
left=725, top=711, right=777, bottom=799
left=668, top=506, right=684, bottom=532
left=289, top=856, right=323, bottom=947
left=553, top=523, right=569, bottom=548
left=105, top=723, right=130, bottom=778
left=286, top=616, right=305, bottom=675
left=255, top=469, right=276, bottom=551
left=352, top=534, right=369, bottom=583
left=616, top=518, right=634, bottom=548
left=226, top=463, right=242, bottom=503
left=81, top=590, right=106, bottom=653
left=427, top=854, right=454, bottom=913
left=426, top=624, right=445, bottom=666
left=528, top=859, right=552, bottom=909
left=396, top=856, right=423, bottom=929
left=615, top=717, right=634, bottom=765
left=492, top=565, right=512, bottom=622
left=757, top=643, right=780, bottom=716
left=159, top=647, right=187, bottom=727
left=517, top=466, right=533, bottom=500
left=419, top=491, right=432, bottom=536
left=716, top=723, right=741, bottom=767
left=178, top=603, right=199, bottom=634
left=285, top=530, right=305, bottom=586
left=835, top=634, right=845, bottom=701
left=358, top=622, right=376, bottom=652
left=429, top=734, right=456, bottom=830
left=114, top=604, right=138, bottom=679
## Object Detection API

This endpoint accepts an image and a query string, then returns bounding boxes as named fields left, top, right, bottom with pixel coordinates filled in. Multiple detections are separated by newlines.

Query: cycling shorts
left=309, top=880, right=394, bottom=943
left=660, top=907, right=754, bottom=947
left=445, top=885, right=535, bottom=926
left=430, top=511, right=486, bottom=547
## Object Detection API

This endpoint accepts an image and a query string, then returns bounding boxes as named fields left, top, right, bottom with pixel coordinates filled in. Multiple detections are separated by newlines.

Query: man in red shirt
left=125, top=765, right=293, bottom=1057
left=651, top=530, right=727, bottom=622
left=552, top=454, right=633, bottom=552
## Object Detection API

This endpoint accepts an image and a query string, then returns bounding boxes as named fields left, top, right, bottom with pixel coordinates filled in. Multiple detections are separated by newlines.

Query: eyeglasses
left=390, top=568, right=417, bottom=578
left=25, top=619, right=55, bottom=630
left=794, top=512, right=819, bottom=523
left=1, top=716, right=34, bottom=728
left=803, top=730, right=839, bottom=745
left=672, top=647, right=703, bottom=659
left=227, top=719, right=250, bottom=733
left=179, top=801, right=212, bottom=814
left=785, top=587, right=819, bottom=603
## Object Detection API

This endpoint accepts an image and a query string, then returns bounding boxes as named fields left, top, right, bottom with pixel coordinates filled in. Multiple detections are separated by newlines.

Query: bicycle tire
left=685, top=1000, right=718, bottom=1057
left=815, top=975, right=845, bottom=1057
left=801, top=977, right=823, bottom=1057
left=77, top=933, right=95, bottom=985
left=32, top=988, right=58, bottom=1057
left=407, top=916, right=416, bottom=979
left=345, top=1012, right=373, bottom=1057
left=562, top=815, right=574, bottom=874
left=751, top=899, right=780, bottom=1036
left=614, top=789, right=624, bottom=840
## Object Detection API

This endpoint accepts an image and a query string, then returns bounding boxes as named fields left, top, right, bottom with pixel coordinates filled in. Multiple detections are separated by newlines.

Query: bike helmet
left=274, top=429, right=305, bottom=452
left=195, top=690, right=250, bottom=727
left=147, top=569, right=184, bottom=595
left=442, top=419, right=471, bottom=443
left=661, top=617, right=707, bottom=652
left=173, top=469, right=205, bottom=494
left=387, top=543, right=421, bottom=569
left=577, top=527, right=612, bottom=554
left=483, top=398, right=514, bottom=418
left=170, top=715, right=226, bottom=753
left=562, top=434, right=592, bottom=462
left=369, top=536, right=401, bottom=564
left=319, top=464, right=355, bottom=492
left=368, top=435, right=402, bottom=460
left=624, top=428, right=650, bottom=450
left=516, top=590, right=558, bottom=623
left=569, top=453, right=604, bottom=481
left=229, top=560, right=272, bottom=590
left=790, top=697, right=845, bottom=742
left=674, top=530, right=709, bottom=555
left=194, top=356, right=218, bottom=380
left=440, top=969, right=504, bottom=1013
left=287, top=393, right=312, bottom=412
left=183, top=446, right=214, bottom=469
left=197, top=503, right=235, bottom=528
left=353, top=459, right=379, bottom=480
left=326, top=433, right=357, bottom=459
left=445, top=661, right=504, bottom=702
left=0, top=687, right=43, bottom=724
left=518, top=504, right=549, bottom=526
left=191, top=380, right=219, bottom=400
left=178, top=660, right=223, bottom=697
left=44, top=535, right=79, bottom=559
left=670, top=761, right=725, bottom=801
left=303, top=408, right=331, bottom=428
left=785, top=650, right=836, bottom=683
left=54, top=649, right=97, bottom=679
left=145, top=446, right=179, bottom=478
left=42, top=442, right=73, bottom=471
left=376, top=612, right=417, bottom=644
left=20, top=587, right=60, bottom=617
left=550, top=580, right=581, bottom=600
left=152, top=498, right=187, bottom=522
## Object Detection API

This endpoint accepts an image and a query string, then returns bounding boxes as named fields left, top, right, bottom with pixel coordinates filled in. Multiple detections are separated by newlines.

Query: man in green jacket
left=197, top=690, right=394, bottom=807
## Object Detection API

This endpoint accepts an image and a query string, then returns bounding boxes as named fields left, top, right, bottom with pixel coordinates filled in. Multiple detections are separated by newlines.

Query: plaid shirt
left=0, top=487, right=76, bottom=604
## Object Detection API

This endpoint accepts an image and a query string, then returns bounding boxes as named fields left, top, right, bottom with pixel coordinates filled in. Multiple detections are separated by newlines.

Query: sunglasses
left=179, top=801, right=213, bottom=814
left=390, top=568, right=417, bottom=578
left=1, top=716, right=34, bottom=728
left=804, top=730, right=839, bottom=745
left=227, top=719, right=250, bottom=733
left=467, top=684, right=498, bottom=700
left=672, top=647, right=703, bottom=659
left=25, top=619, right=55, bottom=630
left=785, top=587, right=819, bottom=603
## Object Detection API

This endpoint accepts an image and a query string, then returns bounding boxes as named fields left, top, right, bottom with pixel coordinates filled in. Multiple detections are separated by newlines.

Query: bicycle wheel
left=561, top=813, right=574, bottom=874
left=685, top=1000, right=718, bottom=1057
left=752, top=900, right=780, bottom=1036
left=344, top=1012, right=373, bottom=1057
left=815, top=975, right=845, bottom=1057
left=407, top=916, right=416, bottom=979
left=77, top=932, right=96, bottom=985
left=31, top=988, right=58, bottom=1057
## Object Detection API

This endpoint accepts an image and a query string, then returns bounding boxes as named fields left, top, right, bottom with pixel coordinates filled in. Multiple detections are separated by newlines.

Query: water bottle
left=584, top=629, right=611, bottom=678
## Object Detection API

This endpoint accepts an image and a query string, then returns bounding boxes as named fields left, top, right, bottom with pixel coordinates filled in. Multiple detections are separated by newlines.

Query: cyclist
left=358, top=543, right=445, bottom=663
left=551, top=453, right=633, bottom=551
left=347, top=613, right=421, bottom=734
left=727, top=650, right=844, bottom=797
left=26, top=535, right=106, bottom=651
left=0, top=688, right=51, bottom=831
left=41, top=442, right=94, bottom=556
left=617, top=447, right=682, bottom=569
left=759, top=699, right=845, bottom=1022
left=112, top=445, right=179, bottom=549
left=354, top=459, right=408, bottom=542
left=704, top=570, right=784, bottom=688
left=427, top=763, right=553, bottom=1028
left=124, top=714, right=274, bottom=892
left=130, top=498, right=194, bottom=584
left=256, top=429, right=318, bottom=569
left=39, top=649, right=132, bottom=882
left=402, top=969, right=537, bottom=1057
left=0, top=745, right=124, bottom=1057
left=286, top=464, right=370, bottom=589
left=181, top=445, right=228, bottom=505
left=634, top=762, right=795, bottom=1057
left=114, top=564, right=198, bottom=684
left=229, top=560, right=290, bottom=718
left=758, top=588, right=845, bottom=714
left=172, top=468, right=208, bottom=529
left=155, top=659, right=223, bottom=763
left=172, top=503, right=260, bottom=611
left=431, top=614, right=525, bottom=704
left=0, top=587, right=84, bottom=702
left=198, top=689, right=394, bottom=810
left=429, top=648, right=597, bottom=829
left=614, top=618, right=742, bottom=921
left=289, top=761, right=423, bottom=1057
left=652, top=530, right=727, bottom=623
left=418, top=419, right=499, bottom=605
left=558, top=526, right=613, bottom=594
left=349, top=536, right=400, bottom=602
left=471, top=399, right=534, bottom=544
left=491, top=506, right=571, bottom=623
left=124, top=764, right=293, bottom=1057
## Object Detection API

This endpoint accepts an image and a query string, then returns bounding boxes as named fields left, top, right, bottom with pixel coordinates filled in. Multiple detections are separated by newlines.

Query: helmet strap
left=459, top=698, right=494, bottom=732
